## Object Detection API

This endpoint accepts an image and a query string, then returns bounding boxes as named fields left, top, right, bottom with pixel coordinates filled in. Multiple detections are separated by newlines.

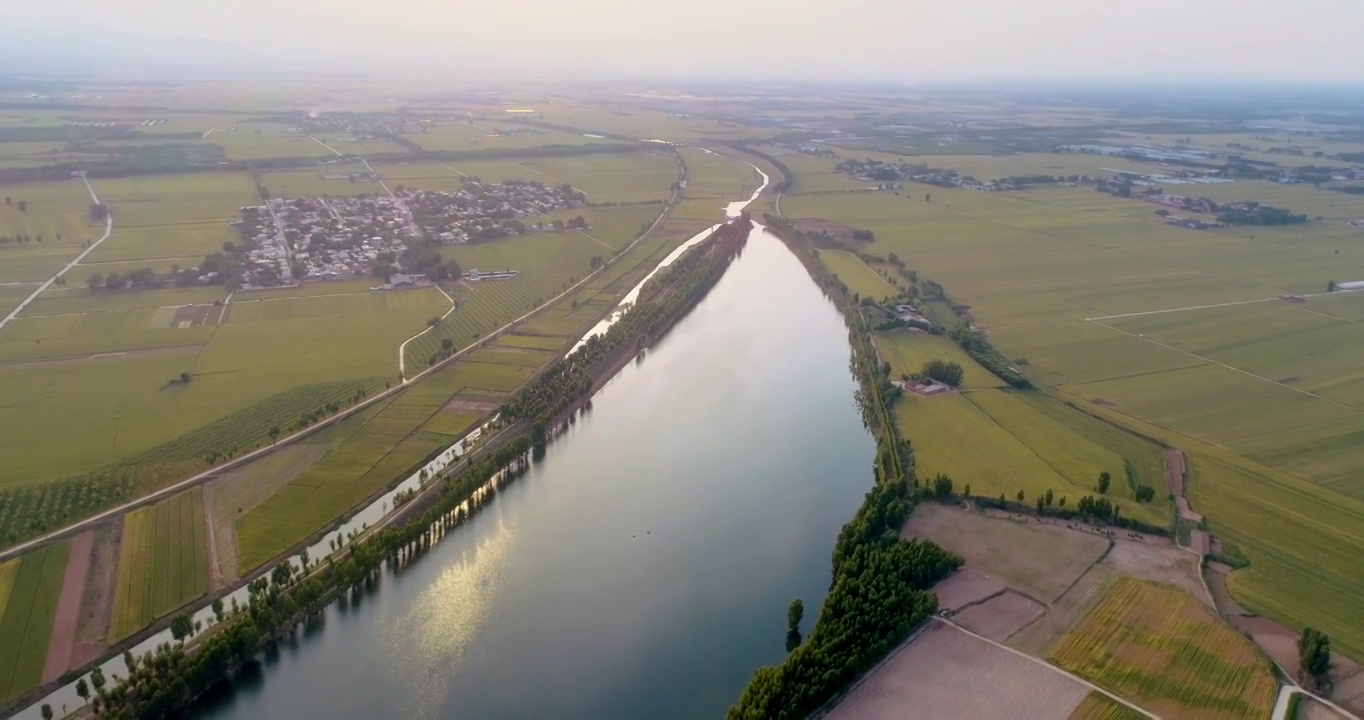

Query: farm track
left=0, top=173, right=113, bottom=333
left=0, top=149, right=686, bottom=564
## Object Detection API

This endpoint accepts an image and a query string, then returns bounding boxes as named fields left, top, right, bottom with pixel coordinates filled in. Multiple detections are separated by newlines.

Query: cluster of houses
left=295, top=113, right=426, bottom=138
left=233, top=179, right=585, bottom=288
left=404, top=180, right=586, bottom=244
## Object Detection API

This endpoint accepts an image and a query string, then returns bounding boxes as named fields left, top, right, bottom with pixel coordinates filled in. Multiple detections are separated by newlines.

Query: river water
left=184, top=222, right=872, bottom=720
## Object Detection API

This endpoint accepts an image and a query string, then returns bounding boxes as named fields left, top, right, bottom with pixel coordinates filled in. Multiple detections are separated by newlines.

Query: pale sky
left=8, top=0, right=1364, bottom=82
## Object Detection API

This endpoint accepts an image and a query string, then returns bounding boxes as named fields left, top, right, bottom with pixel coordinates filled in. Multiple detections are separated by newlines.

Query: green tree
left=1044, top=489, right=1054, bottom=506
left=269, top=425, right=281, bottom=444
left=1097, top=471, right=1111, bottom=494
left=212, top=598, right=225, bottom=623
left=920, top=359, right=965, bottom=387
left=91, top=665, right=105, bottom=694
left=1299, top=627, right=1332, bottom=688
left=170, top=613, right=194, bottom=642
left=787, top=599, right=804, bottom=633
left=1016, top=490, right=1025, bottom=502
left=77, top=677, right=89, bottom=704
left=41, top=704, right=52, bottom=720
left=962, top=483, right=971, bottom=499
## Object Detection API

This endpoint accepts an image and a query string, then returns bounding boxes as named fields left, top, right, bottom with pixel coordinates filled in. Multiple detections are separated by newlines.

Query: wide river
left=181, top=222, right=872, bottom=719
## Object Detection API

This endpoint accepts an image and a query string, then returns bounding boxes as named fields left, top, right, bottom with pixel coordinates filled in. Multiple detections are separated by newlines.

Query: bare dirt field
left=1103, top=538, right=1208, bottom=606
left=40, top=529, right=94, bottom=683
left=442, top=396, right=502, bottom=415
left=1301, top=695, right=1353, bottom=720
left=823, top=622, right=1092, bottom=720
left=931, top=568, right=1006, bottom=611
left=954, top=590, right=1047, bottom=643
left=72, top=520, right=120, bottom=668
left=904, top=502, right=1108, bottom=603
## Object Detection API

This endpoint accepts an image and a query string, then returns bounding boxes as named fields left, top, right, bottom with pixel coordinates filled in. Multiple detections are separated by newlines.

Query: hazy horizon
left=5, top=0, right=1364, bottom=83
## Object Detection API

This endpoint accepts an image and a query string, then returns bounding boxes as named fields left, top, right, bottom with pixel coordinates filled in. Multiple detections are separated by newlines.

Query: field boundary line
left=935, top=618, right=1159, bottom=719
left=0, top=173, right=114, bottom=333
left=1085, top=290, right=1356, bottom=321
left=1087, top=318, right=1357, bottom=410
left=576, top=229, right=616, bottom=251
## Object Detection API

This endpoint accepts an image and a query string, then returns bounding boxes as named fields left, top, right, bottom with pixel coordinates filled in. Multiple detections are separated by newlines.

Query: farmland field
left=820, top=249, right=896, bottom=300
left=0, top=541, right=69, bottom=702
left=107, top=489, right=210, bottom=642
left=826, top=622, right=1095, bottom=720
left=1052, top=577, right=1276, bottom=719
left=781, top=156, right=1364, bottom=657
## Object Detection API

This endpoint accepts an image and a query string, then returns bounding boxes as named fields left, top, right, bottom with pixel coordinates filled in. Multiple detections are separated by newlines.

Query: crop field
left=0, top=179, right=101, bottom=283
left=0, top=541, right=69, bottom=702
left=230, top=355, right=530, bottom=570
left=258, top=168, right=382, bottom=198
left=820, top=249, right=896, bottom=300
left=827, top=622, right=1093, bottom=720
left=780, top=159, right=1364, bottom=659
left=876, top=330, right=1002, bottom=389
left=893, top=389, right=1166, bottom=525
left=1069, top=692, right=1150, bottom=720
left=107, top=489, right=210, bottom=642
left=1052, top=577, right=1276, bottom=719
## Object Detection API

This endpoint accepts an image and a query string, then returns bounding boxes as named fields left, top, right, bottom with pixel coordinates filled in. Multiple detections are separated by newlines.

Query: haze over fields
left=4, top=0, right=1364, bottom=82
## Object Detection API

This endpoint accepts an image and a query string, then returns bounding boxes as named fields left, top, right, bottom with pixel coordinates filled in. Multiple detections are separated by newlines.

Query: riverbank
left=64, top=213, right=761, bottom=720
left=725, top=219, right=962, bottom=719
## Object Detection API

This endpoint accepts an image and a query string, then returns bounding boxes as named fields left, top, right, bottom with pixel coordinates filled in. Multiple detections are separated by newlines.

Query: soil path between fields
left=72, top=521, right=119, bottom=670
left=40, top=530, right=94, bottom=684
left=203, top=486, right=222, bottom=590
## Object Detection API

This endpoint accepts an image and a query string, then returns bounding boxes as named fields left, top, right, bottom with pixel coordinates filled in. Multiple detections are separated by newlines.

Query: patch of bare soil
left=905, top=503, right=1108, bottom=603
left=1333, top=664, right=1364, bottom=716
left=1104, top=538, right=1210, bottom=607
left=1008, top=563, right=1117, bottom=658
left=73, top=520, right=120, bottom=667
left=932, top=569, right=1007, bottom=611
left=1092, top=398, right=1118, bottom=408
left=41, top=529, right=95, bottom=683
left=442, top=396, right=502, bottom=414
left=822, top=622, right=1089, bottom=720
left=953, top=591, right=1046, bottom=643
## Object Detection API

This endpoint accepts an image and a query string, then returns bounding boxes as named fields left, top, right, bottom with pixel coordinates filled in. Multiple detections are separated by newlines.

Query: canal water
left=186, top=223, right=874, bottom=719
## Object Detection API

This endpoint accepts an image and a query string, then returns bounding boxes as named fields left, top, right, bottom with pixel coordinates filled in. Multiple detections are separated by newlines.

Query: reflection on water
left=382, top=509, right=516, bottom=719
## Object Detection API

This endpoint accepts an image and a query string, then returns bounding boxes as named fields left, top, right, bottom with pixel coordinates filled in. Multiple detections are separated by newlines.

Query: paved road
left=0, top=173, right=113, bottom=333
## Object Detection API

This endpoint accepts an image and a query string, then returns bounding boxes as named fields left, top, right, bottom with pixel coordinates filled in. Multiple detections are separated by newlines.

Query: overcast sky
left=9, top=0, right=1364, bottom=82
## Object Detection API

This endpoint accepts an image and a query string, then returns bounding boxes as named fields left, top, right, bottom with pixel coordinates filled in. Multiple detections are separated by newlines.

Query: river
left=187, top=221, right=871, bottom=719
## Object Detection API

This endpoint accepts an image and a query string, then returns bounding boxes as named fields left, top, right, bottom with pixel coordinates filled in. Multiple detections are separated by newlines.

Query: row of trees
left=501, top=215, right=754, bottom=432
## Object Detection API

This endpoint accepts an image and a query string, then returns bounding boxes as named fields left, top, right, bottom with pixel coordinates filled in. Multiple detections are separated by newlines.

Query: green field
left=819, top=249, right=897, bottom=300
left=781, top=153, right=1364, bottom=656
left=1068, top=692, right=1149, bottom=720
left=108, top=489, right=210, bottom=642
left=0, top=178, right=100, bottom=283
left=0, top=541, right=69, bottom=702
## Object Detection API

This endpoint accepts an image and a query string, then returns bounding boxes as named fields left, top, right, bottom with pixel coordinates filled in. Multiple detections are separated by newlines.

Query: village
left=235, top=179, right=586, bottom=288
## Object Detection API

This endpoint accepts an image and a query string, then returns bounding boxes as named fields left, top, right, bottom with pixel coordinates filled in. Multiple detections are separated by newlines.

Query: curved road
left=0, top=153, right=689, bottom=563
left=0, top=173, right=113, bottom=333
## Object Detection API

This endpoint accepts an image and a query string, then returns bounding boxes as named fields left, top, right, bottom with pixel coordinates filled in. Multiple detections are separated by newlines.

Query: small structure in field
left=896, top=378, right=952, bottom=397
